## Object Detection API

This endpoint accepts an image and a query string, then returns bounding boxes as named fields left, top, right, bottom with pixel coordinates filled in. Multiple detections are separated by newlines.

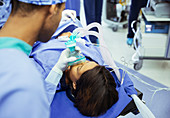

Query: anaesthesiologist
left=0, top=0, right=77, bottom=118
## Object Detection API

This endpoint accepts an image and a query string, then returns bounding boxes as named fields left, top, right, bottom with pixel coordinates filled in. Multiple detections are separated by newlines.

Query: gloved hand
left=62, top=10, right=76, bottom=22
left=52, top=47, right=81, bottom=74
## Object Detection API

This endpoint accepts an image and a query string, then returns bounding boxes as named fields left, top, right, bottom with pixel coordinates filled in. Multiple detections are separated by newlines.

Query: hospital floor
left=79, top=0, right=170, bottom=87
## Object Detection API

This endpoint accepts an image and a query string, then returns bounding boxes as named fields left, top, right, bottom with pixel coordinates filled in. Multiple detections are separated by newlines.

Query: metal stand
left=133, top=8, right=170, bottom=70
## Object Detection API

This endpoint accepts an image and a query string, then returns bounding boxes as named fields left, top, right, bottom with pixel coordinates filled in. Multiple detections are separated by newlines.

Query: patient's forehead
left=68, top=61, right=98, bottom=82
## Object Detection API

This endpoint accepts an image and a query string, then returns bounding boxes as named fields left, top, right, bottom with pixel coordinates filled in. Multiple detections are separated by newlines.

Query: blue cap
left=18, top=0, right=67, bottom=5
left=0, top=0, right=11, bottom=28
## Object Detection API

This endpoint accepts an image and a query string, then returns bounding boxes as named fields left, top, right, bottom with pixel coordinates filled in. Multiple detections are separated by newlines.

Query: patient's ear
left=72, top=82, right=76, bottom=90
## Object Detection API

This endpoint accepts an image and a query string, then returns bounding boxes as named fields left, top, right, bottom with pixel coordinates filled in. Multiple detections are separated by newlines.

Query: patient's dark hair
left=72, top=66, right=119, bottom=117
left=11, top=0, right=63, bottom=16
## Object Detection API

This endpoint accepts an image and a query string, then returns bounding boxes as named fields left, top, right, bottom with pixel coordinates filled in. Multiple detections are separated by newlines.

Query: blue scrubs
left=84, top=0, right=103, bottom=25
left=127, top=0, right=148, bottom=38
left=0, top=37, right=49, bottom=118
left=66, top=0, right=80, bottom=17
left=84, top=0, right=103, bottom=43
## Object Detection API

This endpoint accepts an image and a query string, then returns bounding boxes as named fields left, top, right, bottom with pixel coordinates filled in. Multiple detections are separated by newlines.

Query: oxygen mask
left=65, top=34, right=86, bottom=66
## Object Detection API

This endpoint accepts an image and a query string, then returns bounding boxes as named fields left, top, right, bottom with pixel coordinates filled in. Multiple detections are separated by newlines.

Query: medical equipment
left=103, top=0, right=129, bottom=32
left=130, top=19, right=144, bottom=70
left=65, top=34, right=86, bottom=66
left=130, top=5, right=170, bottom=70
left=146, top=0, right=170, bottom=18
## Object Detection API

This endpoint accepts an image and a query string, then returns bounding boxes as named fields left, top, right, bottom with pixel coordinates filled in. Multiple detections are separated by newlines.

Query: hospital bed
left=31, top=19, right=155, bottom=118
left=116, top=61, right=170, bottom=118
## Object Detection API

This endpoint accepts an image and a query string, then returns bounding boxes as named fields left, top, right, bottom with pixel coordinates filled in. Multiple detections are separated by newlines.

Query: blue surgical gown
left=0, top=37, right=49, bottom=118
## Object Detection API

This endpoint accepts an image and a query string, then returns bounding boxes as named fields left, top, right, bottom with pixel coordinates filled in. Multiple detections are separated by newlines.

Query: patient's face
left=67, top=61, right=98, bottom=83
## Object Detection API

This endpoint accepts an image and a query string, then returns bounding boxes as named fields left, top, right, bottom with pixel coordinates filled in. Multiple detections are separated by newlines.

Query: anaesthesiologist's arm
left=45, top=48, right=77, bottom=103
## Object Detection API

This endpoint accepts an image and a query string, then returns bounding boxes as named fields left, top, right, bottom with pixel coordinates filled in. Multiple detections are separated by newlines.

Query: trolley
left=103, top=0, right=130, bottom=31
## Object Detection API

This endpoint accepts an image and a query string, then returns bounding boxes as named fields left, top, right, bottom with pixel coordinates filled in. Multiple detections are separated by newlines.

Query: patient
left=53, top=32, right=119, bottom=116
left=64, top=60, right=119, bottom=116
left=46, top=32, right=118, bottom=116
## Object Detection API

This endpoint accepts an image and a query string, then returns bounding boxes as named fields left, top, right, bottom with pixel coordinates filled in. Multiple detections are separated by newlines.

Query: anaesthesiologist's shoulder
left=0, top=48, right=45, bottom=89
left=0, top=49, right=50, bottom=118
left=31, top=40, right=66, bottom=76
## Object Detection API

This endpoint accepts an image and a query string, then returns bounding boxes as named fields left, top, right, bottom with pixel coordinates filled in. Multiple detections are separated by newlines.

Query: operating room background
left=79, top=0, right=170, bottom=87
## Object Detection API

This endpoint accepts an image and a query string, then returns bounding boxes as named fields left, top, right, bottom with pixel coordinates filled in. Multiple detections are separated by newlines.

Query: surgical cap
left=18, top=0, right=67, bottom=5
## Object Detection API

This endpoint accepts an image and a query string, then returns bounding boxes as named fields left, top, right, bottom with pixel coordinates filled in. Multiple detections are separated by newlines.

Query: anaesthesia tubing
left=72, top=22, right=121, bottom=81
